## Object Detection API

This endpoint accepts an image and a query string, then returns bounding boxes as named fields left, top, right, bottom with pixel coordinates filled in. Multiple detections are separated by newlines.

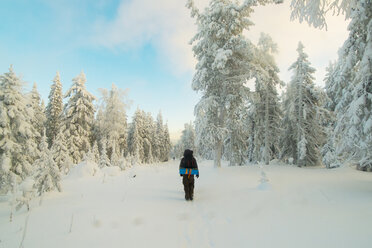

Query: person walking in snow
left=179, top=149, right=199, bottom=201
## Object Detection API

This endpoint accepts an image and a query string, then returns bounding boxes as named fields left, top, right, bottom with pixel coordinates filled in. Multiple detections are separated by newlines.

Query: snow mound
left=20, top=177, right=34, bottom=192
left=101, top=166, right=121, bottom=177
left=257, top=181, right=272, bottom=191
left=68, top=161, right=101, bottom=179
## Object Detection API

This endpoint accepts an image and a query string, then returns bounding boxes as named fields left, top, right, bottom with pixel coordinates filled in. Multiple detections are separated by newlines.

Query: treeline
left=185, top=0, right=371, bottom=169
left=0, top=68, right=171, bottom=204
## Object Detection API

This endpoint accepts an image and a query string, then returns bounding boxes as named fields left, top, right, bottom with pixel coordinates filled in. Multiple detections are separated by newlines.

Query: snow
left=1, top=160, right=372, bottom=247
left=68, top=161, right=102, bottom=179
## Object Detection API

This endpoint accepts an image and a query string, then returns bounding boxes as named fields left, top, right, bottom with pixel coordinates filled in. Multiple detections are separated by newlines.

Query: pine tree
left=250, top=33, right=282, bottom=165
left=187, top=0, right=258, bottom=167
left=290, top=0, right=357, bottom=29
left=99, top=137, right=111, bottom=168
left=46, top=72, right=63, bottom=148
left=95, top=84, right=128, bottom=163
left=61, top=71, right=96, bottom=164
left=51, top=129, right=71, bottom=174
left=162, top=123, right=172, bottom=162
left=225, top=102, right=250, bottom=166
left=176, top=122, right=197, bottom=158
left=128, top=108, right=144, bottom=163
left=27, top=83, right=46, bottom=146
left=281, top=42, right=325, bottom=166
left=33, top=132, right=62, bottom=197
left=153, top=112, right=164, bottom=161
left=91, top=140, right=100, bottom=164
left=128, top=120, right=141, bottom=164
left=331, top=1, right=372, bottom=170
left=142, top=112, right=155, bottom=164
left=0, top=66, right=39, bottom=187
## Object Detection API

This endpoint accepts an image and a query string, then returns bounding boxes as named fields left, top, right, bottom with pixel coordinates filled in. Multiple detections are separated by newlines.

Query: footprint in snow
left=132, top=217, right=144, bottom=226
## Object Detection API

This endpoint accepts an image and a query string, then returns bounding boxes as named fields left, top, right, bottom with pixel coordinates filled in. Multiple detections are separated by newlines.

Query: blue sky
left=0, top=0, right=349, bottom=141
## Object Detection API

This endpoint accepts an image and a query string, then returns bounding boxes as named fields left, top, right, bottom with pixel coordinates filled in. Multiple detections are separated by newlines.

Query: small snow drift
left=67, top=161, right=101, bottom=179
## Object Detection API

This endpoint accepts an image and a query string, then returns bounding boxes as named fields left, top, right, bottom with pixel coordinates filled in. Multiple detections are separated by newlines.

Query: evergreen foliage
left=61, top=71, right=96, bottom=164
left=27, top=83, right=45, bottom=146
left=249, top=33, right=282, bottom=165
left=0, top=66, right=38, bottom=190
left=188, top=0, right=258, bottom=167
left=33, top=132, right=62, bottom=196
left=46, top=72, right=63, bottom=148
left=281, top=42, right=325, bottom=166
left=95, top=84, right=128, bottom=164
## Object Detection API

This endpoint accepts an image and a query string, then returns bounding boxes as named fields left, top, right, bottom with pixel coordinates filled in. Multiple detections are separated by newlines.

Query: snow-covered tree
left=61, top=71, right=96, bottom=164
left=27, top=83, right=45, bottom=146
left=153, top=112, right=164, bottom=161
left=51, top=129, right=71, bottom=174
left=290, top=0, right=357, bottom=29
left=95, top=84, right=128, bottom=164
left=46, top=72, right=63, bottom=148
left=161, top=123, right=172, bottom=161
left=187, top=0, right=260, bottom=167
left=128, top=108, right=144, bottom=162
left=142, top=112, right=155, bottom=164
left=174, top=122, right=197, bottom=159
left=0, top=66, right=39, bottom=188
left=33, top=132, right=62, bottom=197
left=91, top=140, right=100, bottom=164
left=99, top=137, right=111, bottom=168
left=15, top=177, right=34, bottom=212
left=331, top=1, right=372, bottom=169
left=128, top=114, right=142, bottom=164
left=224, top=101, right=250, bottom=166
left=281, top=42, right=325, bottom=166
left=248, top=33, right=282, bottom=165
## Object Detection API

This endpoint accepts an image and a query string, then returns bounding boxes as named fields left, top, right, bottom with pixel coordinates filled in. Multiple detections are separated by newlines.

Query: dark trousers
left=182, top=175, right=195, bottom=200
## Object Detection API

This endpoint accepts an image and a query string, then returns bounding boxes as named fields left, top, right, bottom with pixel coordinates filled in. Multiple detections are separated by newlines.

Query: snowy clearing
left=1, top=160, right=372, bottom=248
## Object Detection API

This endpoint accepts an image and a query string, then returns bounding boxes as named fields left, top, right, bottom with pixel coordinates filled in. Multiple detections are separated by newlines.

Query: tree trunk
left=297, top=77, right=304, bottom=167
left=214, top=139, right=223, bottom=168
left=264, top=85, right=270, bottom=165
left=214, top=106, right=226, bottom=168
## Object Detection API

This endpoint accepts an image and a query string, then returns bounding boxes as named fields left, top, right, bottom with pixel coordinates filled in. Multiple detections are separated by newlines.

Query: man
left=179, top=149, right=199, bottom=201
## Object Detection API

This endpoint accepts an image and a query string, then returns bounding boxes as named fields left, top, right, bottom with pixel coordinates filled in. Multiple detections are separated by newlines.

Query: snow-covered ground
left=1, top=160, right=372, bottom=248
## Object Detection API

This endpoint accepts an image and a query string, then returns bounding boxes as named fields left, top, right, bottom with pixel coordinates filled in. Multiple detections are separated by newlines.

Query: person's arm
left=193, top=158, right=199, bottom=177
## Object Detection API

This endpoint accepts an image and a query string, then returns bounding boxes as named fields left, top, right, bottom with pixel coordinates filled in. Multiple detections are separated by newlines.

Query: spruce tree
left=281, top=42, right=325, bottom=166
left=28, top=83, right=46, bottom=146
left=95, top=84, right=128, bottom=163
left=61, top=71, right=96, bottom=164
left=0, top=66, right=38, bottom=187
left=331, top=1, right=372, bottom=169
left=162, top=123, right=172, bottom=162
left=99, top=137, right=111, bottom=168
left=187, top=0, right=258, bottom=167
left=153, top=112, right=164, bottom=161
left=51, top=129, right=71, bottom=174
left=250, top=33, right=282, bottom=165
left=46, top=72, right=63, bottom=148
left=33, top=132, right=62, bottom=197
left=128, top=108, right=144, bottom=163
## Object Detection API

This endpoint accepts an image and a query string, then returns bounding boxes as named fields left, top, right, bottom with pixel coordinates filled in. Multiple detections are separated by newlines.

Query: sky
left=0, top=0, right=349, bottom=142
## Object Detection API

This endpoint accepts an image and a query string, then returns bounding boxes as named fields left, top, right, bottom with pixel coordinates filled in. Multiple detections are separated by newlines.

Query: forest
left=0, top=0, right=371, bottom=219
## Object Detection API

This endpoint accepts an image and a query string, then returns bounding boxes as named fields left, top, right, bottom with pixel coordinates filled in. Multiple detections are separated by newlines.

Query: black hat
left=183, top=149, right=193, bottom=158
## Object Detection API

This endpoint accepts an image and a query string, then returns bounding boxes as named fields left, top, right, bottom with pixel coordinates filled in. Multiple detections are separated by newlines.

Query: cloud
left=92, top=0, right=349, bottom=85
left=92, top=0, right=209, bottom=74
